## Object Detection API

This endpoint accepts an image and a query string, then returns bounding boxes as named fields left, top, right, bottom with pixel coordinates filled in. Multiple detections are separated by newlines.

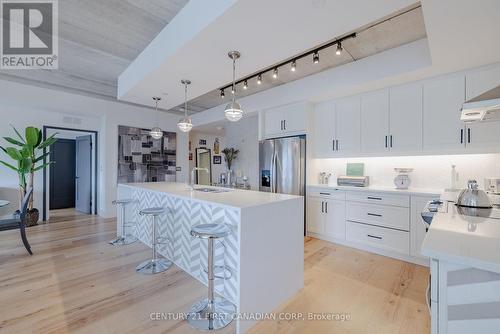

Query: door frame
left=195, top=147, right=212, bottom=185
left=42, top=126, right=99, bottom=220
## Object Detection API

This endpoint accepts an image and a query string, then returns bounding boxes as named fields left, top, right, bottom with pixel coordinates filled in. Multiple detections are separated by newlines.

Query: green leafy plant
left=221, top=147, right=239, bottom=170
left=0, top=126, right=57, bottom=211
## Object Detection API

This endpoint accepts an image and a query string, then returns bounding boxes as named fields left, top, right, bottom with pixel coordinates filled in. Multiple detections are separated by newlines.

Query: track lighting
left=291, top=60, right=296, bottom=72
left=273, top=67, right=278, bottom=79
left=243, top=80, right=248, bottom=90
left=224, top=51, right=244, bottom=122
left=257, top=74, right=262, bottom=85
left=336, top=42, right=342, bottom=56
left=220, top=89, right=225, bottom=98
left=313, top=51, right=319, bottom=64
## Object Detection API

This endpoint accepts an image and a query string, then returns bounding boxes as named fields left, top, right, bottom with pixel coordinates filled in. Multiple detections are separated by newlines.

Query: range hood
left=461, top=85, right=500, bottom=122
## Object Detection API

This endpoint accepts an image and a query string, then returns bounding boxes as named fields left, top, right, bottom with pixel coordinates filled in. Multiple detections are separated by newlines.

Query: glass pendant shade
left=150, top=97, right=163, bottom=140
left=150, top=127, right=163, bottom=139
left=177, top=117, right=193, bottom=132
left=224, top=101, right=243, bottom=122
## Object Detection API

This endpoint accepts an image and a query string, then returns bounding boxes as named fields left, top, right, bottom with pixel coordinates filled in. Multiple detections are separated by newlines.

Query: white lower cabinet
left=346, top=221, right=410, bottom=256
left=308, top=187, right=437, bottom=265
left=307, top=192, right=346, bottom=241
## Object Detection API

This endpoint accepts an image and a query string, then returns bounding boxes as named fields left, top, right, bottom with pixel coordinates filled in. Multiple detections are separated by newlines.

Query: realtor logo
left=1, top=0, right=58, bottom=69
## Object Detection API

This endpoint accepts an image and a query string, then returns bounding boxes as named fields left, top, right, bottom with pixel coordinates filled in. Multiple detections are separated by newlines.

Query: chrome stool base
left=136, top=258, right=172, bottom=275
left=109, top=234, right=137, bottom=246
left=187, top=297, right=236, bottom=331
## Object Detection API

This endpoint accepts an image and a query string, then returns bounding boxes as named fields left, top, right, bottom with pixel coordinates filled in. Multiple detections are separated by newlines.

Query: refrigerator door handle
left=273, top=151, right=278, bottom=193
left=270, top=151, right=275, bottom=193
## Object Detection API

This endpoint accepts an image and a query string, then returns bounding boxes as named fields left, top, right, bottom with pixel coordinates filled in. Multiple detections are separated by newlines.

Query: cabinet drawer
left=308, top=188, right=345, bottom=200
left=346, top=191, right=410, bottom=207
left=346, top=202, right=410, bottom=231
left=346, top=221, right=409, bottom=255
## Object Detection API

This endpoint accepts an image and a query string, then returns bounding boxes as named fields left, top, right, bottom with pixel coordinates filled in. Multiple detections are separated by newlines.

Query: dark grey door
left=49, top=139, right=76, bottom=209
left=75, top=135, right=92, bottom=214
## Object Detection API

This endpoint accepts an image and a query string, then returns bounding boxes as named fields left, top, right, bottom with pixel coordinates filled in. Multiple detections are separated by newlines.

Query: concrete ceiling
left=0, top=0, right=189, bottom=100
left=172, top=4, right=425, bottom=114
left=118, top=0, right=419, bottom=110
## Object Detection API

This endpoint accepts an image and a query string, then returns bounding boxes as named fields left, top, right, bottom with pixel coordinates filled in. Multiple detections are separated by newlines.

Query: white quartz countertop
left=421, top=205, right=500, bottom=274
left=119, top=182, right=302, bottom=209
left=308, top=184, right=442, bottom=196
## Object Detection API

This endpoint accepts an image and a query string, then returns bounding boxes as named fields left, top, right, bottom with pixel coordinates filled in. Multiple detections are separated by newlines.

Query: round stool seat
left=112, top=198, right=136, bottom=205
left=140, top=207, right=165, bottom=216
left=191, top=223, right=231, bottom=239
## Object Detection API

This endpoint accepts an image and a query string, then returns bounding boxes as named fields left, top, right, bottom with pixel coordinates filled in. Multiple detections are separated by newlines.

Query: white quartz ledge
left=421, top=208, right=500, bottom=274
left=308, top=184, right=442, bottom=196
left=119, top=182, right=302, bottom=209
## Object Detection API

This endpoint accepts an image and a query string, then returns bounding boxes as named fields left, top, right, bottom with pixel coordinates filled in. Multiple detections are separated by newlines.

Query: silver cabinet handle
left=284, top=120, right=286, bottom=130
left=321, top=201, right=324, bottom=213
left=467, top=128, right=471, bottom=144
left=390, top=135, right=393, bottom=148
left=332, top=139, right=335, bottom=151
left=336, top=139, right=339, bottom=151
left=367, top=234, right=382, bottom=240
left=367, top=196, right=382, bottom=200
left=460, top=129, right=464, bottom=144
left=325, top=201, right=328, bottom=213
left=385, top=135, right=388, bottom=148
left=367, top=213, right=382, bottom=217
left=319, top=192, right=331, bottom=195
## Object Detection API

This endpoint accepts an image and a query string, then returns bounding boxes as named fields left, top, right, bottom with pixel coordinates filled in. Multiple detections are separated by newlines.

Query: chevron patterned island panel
left=117, top=182, right=304, bottom=334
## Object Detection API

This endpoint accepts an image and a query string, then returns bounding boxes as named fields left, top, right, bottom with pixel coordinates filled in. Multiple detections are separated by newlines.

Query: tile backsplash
left=309, top=154, right=500, bottom=191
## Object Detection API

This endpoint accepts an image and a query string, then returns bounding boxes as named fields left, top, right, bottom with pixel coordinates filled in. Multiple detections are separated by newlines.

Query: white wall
left=0, top=79, right=188, bottom=220
left=224, top=115, right=259, bottom=190
left=188, top=131, right=226, bottom=184
left=309, top=154, right=500, bottom=191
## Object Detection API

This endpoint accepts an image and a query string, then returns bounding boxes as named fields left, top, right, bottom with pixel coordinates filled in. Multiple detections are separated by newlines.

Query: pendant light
left=150, top=97, right=163, bottom=140
left=177, top=79, right=193, bottom=132
left=224, top=51, right=243, bottom=122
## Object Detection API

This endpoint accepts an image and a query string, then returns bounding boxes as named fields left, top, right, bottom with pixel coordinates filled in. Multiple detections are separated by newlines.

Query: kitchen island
left=117, top=182, right=304, bottom=333
left=422, top=203, right=500, bottom=334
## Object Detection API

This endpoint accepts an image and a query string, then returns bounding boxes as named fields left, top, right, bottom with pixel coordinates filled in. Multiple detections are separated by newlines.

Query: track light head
left=243, top=80, right=248, bottom=90
left=313, top=51, right=319, bottom=64
left=291, top=60, right=296, bottom=72
left=273, top=67, right=278, bottom=79
left=220, top=89, right=225, bottom=98
left=336, top=42, right=342, bottom=56
left=257, top=74, right=262, bottom=85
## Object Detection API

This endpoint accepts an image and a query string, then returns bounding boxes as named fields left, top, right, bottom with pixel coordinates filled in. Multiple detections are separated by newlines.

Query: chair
left=0, top=188, right=34, bottom=255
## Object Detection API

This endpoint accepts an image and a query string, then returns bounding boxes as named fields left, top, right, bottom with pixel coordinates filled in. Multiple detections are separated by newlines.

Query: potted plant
left=0, top=126, right=57, bottom=226
left=221, top=147, right=239, bottom=185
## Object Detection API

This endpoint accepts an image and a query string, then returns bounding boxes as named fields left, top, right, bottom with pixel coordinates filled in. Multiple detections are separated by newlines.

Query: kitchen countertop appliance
left=260, top=136, right=306, bottom=231
left=456, top=180, right=492, bottom=208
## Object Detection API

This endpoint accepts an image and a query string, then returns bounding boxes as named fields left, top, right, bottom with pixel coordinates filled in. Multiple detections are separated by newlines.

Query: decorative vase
left=25, top=209, right=39, bottom=226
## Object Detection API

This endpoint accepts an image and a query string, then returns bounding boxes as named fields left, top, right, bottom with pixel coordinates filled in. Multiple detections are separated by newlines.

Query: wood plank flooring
left=0, top=212, right=429, bottom=334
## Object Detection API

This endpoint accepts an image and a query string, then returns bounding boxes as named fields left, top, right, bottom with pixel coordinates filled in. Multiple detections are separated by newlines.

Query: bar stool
left=136, top=207, right=172, bottom=275
left=109, top=199, right=137, bottom=245
left=187, top=223, right=236, bottom=331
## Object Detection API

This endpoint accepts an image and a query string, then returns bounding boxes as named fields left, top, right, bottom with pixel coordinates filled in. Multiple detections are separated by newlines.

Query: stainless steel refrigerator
left=259, top=135, right=306, bottom=196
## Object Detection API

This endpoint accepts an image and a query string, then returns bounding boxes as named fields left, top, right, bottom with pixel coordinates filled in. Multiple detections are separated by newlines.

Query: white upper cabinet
left=361, top=89, right=390, bottom=153
left=423, top=73, right=466, bottom=152
left=263, top=102, right=309, bottom=139
left=389, top=82, right=423, bottom=152
left=313, top=101, right=335, bottom=158
left=464, top=63, right=500, bottom=151
left=335, top=96, right=361, bottom=155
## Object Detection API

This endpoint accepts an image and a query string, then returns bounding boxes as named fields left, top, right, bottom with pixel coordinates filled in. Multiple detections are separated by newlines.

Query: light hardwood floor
left=0, top=212, right=429, bottom=334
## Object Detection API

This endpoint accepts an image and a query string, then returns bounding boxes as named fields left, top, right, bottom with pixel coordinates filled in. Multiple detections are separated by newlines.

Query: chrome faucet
left=190, top=167, right=209, bottom=190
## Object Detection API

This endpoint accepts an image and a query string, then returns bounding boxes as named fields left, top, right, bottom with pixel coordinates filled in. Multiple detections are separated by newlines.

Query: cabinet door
left=324, top=199, right=346, bottom=240
left=335, top=96, right=361, bottom=155
left=389, top=83, right=423, bottom=152
left=361, top=89, right=390, bottom=153
left=466, top=63, right=500, bottom=100
left=313, top=101, right=336, bottom=158
left=307, top=196, right=324, bottom=234
left=423, top=73, right=466, bottom=151
left=264, top=108, right=284, bottom=137
left=465, top=64, right=500, bottom=150
left=282, top=104, right=307, bottom=134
